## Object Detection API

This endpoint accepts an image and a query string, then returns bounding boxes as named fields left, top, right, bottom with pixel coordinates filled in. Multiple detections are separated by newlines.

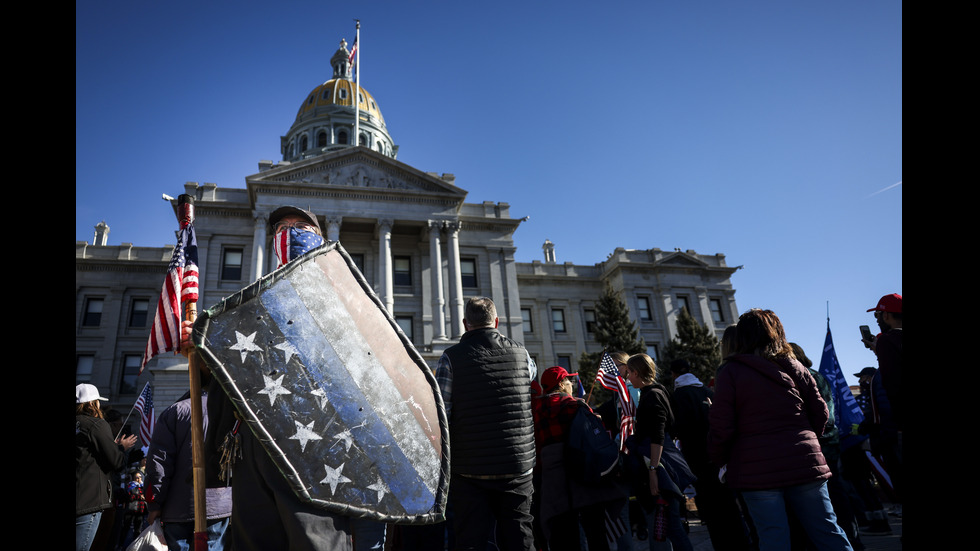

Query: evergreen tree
left=578, top=284, right=646, bottom=404
left=659, top=308, right=721, bottom=390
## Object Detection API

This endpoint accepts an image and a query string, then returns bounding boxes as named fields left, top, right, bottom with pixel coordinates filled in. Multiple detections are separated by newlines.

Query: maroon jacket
left=707, top=354, right=830, bottom=490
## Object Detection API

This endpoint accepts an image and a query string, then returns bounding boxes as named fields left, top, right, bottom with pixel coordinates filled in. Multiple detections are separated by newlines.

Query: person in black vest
left=435, top=297, right=537, bottom=551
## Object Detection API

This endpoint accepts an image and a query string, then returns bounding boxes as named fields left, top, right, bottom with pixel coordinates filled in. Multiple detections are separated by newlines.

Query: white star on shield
left=289, top=419, right=323, bottom=452
left=274, top=341, right=299, bottom=363
left=257, top=373, right=292, bottom=406
left=367, top=476, right=390, bottom=503
left=332, top=429, right=355, bottom=451
left=311, top=388, right=329, bottom=409
left=229, top=331, right=263, bottom=362
left=321, top=463, right=352, bottom=496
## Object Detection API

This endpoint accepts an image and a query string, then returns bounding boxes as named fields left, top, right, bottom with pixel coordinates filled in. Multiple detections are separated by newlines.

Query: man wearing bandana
left=270, top=206, right=326, bottom=266
left=184, top=206, right=355, bottom=551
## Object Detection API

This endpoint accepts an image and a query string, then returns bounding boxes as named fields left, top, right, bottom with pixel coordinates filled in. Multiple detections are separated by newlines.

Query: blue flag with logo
left=817, top=323, right=867, bottom=451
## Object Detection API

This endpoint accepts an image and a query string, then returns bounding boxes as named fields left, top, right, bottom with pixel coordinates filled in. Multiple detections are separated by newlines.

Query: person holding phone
left=861, top=294, right=903, bottom=513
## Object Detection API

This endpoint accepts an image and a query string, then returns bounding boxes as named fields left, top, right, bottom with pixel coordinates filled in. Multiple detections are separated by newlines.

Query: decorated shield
left=192, top=241, right=448, bottom=523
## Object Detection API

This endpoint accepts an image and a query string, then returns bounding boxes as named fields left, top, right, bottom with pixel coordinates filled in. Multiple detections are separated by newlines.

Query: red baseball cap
left=541, top=366, right=570, bottom=392
left=867, top=293, right=902, bottom=314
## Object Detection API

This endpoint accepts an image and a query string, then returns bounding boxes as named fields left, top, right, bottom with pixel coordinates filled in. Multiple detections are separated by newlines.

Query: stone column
left=326, top=216, right=342, bottom=243
left=428, top=220, right=447, bottom=340
left=377, top=219, right=394, bottom=314
left=250, top=211, right=268, bottom=281
left=446, top=220, right=464, bottom=338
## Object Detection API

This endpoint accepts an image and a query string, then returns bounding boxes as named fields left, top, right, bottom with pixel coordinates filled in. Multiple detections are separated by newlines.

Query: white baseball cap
left=76, top=383, right=109, bottom=404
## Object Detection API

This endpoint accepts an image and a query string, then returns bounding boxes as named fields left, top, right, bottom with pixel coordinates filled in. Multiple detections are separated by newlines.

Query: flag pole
left=585, top=351, right=604, bottom=404
left=177, top=194, right=209, bottom=551
left=354, top=19, right=360, bottom=148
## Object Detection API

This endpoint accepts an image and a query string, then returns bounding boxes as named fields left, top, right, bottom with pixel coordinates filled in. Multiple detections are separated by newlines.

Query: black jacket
left=76, top=414, right=130, bottom=515
left=443, top=327, right=535, bottom=477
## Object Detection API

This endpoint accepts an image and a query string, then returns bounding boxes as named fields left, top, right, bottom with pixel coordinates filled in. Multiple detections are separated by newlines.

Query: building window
left=557, top=355, right=572, bottom=371
left=307, top=94, right=315, bottom=105
left=76, top=355, right=95, bottom=383
left=350, top=253, right=365, bottom=275
left=584, top=308, right=596, bottom=334
left=222, top=248, right=244, bottom=281
left=393, top=256, right=412, bottom=286
left=552, top=309, right=566, bottom=333
left=710, top=299, right=725, bottom=323
left=317, top=131, right=327, bottom=147
left=358, top=133, right=367, bottom=146
left=677, top=295, right=691, bottom=315
left=83, top=298, right=104, bottom=326
left=338, top=130, right=348, bottom=145
left=646, top=345, right=660, bottom=362
left=461, top=259, right=478, bottom=288
left=339, top=88, right=348, bottom=100
left=322, top=88, right=331, bottom=100
left=637, top=297, right=651, bottom=320
left=395, top=316, right=413, bottom=342
left=119, top=355, right=141, bottom=395
left=300, top=135, right=308, bottom=152
left=129, top=299, right=149, bottom=328
left=521, top=308, right=533, bottom=334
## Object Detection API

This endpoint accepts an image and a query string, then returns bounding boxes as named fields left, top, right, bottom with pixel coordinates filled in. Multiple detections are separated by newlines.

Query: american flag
left=596, top=352, right=635, bottom=451
left=348, top=35, right=358, bottom=69
left=134, top=383, right=154, bottom=446
left=140, top=224, right=199, bottom=373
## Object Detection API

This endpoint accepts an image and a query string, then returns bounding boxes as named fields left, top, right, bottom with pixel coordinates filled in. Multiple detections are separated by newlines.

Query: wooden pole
left=177, top=194, right=208, bottom=551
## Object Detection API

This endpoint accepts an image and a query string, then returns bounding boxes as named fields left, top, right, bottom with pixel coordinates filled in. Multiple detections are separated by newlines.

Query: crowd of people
left=76, top=204, right=901, bottom=551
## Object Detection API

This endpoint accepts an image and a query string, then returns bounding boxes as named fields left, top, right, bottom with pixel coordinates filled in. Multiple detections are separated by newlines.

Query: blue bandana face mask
left=274, top=227, right=324, bottom=267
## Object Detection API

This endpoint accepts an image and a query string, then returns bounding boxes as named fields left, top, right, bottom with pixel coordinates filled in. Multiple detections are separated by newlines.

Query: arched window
left=300, top=135, right=308, bottom=152
left=317, top=131, right=327, bottom=147
left=359, top=133, right=367, bottom=146
left=338, top=130, right=348, bottom=145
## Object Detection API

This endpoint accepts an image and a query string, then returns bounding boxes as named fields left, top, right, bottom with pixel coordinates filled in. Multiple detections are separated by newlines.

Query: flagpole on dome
left=353, top=19, right=360, bottom=149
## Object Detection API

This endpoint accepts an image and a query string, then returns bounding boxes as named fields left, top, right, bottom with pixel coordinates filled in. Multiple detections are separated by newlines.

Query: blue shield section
left=193, top=242, right=449, bottom=523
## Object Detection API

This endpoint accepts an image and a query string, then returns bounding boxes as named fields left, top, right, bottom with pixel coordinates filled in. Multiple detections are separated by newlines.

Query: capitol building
left=76, top=39, right=741, bottom=412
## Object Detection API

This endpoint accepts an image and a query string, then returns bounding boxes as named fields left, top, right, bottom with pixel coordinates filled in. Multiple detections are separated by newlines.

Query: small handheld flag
left=596, top=352, right=635, bottom=451
left=133, top=382, right=154, bottom=446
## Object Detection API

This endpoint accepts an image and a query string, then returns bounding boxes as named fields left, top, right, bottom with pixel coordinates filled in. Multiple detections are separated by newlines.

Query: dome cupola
left=281, top=39, right=397, bottom=162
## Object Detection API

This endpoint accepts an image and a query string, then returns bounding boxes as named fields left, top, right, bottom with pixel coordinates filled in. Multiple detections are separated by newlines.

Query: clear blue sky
left=76, top=1, right=902, bottom=387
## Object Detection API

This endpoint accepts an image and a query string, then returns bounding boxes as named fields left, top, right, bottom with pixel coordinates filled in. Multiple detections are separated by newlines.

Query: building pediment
left=246, top=147, right=466, bottom=204
left=659, top=251, right=709, bottom=268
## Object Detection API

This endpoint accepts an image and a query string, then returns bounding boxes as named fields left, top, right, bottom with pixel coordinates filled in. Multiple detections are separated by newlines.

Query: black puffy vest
left=443, top=327, right=536, bottom=476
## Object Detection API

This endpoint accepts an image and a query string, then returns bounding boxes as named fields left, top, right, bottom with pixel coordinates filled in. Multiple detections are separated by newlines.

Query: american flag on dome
left=140, top=224, right=199, bottom=373
left=348, top=35, right=358, bottom=69
left=596, top=352, right=635, bottom=451
left=134, top=383, right=154, bottom=446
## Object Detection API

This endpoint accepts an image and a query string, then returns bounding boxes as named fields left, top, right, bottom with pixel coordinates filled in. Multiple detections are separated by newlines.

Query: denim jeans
left=75, top=511, right=102, bottom=551
left=740, top=480, right=853, bottom=551
left=162, top=517, right=230, bottom=551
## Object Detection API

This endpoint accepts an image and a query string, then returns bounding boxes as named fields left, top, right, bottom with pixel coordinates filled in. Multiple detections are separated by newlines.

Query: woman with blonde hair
left=624, top=354, right=694, bottom=551
left=76, top=384, right=137, bottom=551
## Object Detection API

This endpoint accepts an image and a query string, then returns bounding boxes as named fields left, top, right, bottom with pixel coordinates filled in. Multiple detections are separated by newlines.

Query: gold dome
left=295, top=79, right=385, bottom=126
